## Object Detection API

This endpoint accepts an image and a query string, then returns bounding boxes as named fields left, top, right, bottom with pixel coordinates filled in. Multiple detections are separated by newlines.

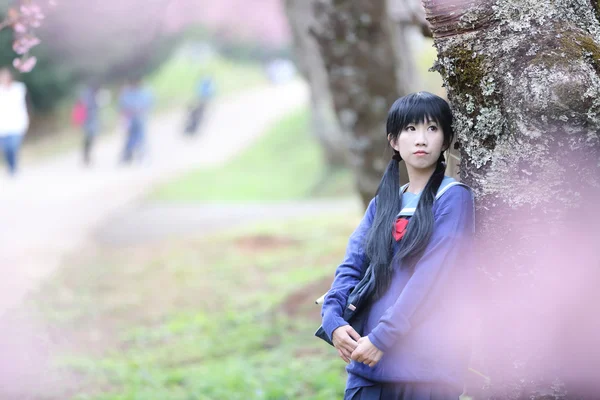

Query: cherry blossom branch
left=1, top=0, right=56, bottom=72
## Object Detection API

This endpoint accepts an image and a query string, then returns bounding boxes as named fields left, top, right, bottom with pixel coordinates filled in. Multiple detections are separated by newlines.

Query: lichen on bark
left=527, top=28, right=600, bottom=75
left=432, top=34, right=504, bottom=174
left=426, top=1, right=600, bottom=205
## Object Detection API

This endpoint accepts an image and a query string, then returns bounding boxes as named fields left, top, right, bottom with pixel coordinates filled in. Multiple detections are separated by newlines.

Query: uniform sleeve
left=321, top=197, right=377, bottom=340
left=368, top=186, right=474, bottom=352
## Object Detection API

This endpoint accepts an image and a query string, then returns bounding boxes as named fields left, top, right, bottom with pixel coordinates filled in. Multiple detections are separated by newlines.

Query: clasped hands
left=331, top=325, right=383, bottom=367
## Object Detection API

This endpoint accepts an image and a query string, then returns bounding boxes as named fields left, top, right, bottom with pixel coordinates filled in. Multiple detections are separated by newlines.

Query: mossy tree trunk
left=422, top=0, right=600, bottom=397
left=283, top=0, right=349, bottom=169
left=311, top=0, right=422, bottom=207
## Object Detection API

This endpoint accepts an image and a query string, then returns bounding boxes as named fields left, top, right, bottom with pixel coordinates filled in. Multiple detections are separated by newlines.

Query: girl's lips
left=414, top=151, right=428, bottom=155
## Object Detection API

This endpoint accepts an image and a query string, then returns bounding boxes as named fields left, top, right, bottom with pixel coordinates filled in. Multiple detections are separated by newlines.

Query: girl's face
left=389, top=120, right=445, bottom=170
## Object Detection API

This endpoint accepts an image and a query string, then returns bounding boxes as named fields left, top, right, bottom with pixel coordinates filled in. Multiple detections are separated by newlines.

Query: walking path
left=95, top=199, right=360, bottom=246
left=0, top=81, right=308, bottom=315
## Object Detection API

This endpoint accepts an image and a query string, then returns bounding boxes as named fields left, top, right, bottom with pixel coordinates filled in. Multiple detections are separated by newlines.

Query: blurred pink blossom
left=13, top=56, right=37, bottom=73
left=12, top=35, right=41, bottom=54
left=1, top=1, right=47, bottom=72
left=13, top=22, right=27, bottom=33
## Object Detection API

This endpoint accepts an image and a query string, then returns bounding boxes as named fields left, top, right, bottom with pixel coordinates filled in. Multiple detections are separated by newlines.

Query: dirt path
left=0, top=81, right=308, bottom=315
left=95, top=199, right=360, bottom=246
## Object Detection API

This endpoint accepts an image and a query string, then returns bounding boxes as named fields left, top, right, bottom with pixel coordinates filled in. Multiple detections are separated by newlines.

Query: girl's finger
left=343, top=346, right=354, bottom=356
left=337, top=349, right=346, bottom=362
left=344, top=340, right=358, bottom=352
left=337, top=349, right=350, bottom=363
left=342, top=340, right=358, bottom=353
left=344, top=337, right=359, bottom=350
left=342, top=349, right=354, bottom=363
left=347, top=327, right=361, bottom=342
left=353, top=352, right=364, bottom=363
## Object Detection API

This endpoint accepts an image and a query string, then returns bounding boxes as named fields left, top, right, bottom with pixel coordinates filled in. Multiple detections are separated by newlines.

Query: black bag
left=314, top=266, right=375, bottom=346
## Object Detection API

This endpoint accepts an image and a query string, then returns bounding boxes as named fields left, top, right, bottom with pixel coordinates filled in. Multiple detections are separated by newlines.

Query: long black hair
left=364, top=92, right=455, bottom=299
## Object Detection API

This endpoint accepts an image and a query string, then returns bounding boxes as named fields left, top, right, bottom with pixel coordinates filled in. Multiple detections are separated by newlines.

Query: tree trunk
left=283, top=0, right=349, bottom=168
left=422, top=0, right=600, bottom=397
left=387, top=0, right=429, bottom=88
left=312, top=0, right=422, bottom=207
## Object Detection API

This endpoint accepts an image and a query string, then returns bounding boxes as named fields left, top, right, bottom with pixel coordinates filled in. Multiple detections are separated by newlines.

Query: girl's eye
left=428, top=125, right=438, bottom=131
left=406, top=126, right=416, bottom=131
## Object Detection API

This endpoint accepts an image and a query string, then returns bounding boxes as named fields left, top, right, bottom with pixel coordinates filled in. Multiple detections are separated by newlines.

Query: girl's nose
left=414, top=129, right=427, bottom=145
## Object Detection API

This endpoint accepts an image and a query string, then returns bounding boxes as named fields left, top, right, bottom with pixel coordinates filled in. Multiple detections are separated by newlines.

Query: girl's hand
left=331, top=325, right=361, bottom=363
left=351, top=336, right=383, bottom=367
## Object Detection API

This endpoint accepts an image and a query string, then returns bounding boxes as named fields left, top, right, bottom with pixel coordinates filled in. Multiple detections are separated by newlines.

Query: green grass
left=25, top=215, right=361, bottom=399
left=150, top=107, right=355, bottom=202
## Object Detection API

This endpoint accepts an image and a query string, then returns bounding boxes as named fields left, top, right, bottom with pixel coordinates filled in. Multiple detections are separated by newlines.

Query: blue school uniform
left=321, top=177, right=476, bottom=398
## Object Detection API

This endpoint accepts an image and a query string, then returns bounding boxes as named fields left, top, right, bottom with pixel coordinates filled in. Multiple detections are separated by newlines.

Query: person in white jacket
left=0, top=67, right=29, bottom=175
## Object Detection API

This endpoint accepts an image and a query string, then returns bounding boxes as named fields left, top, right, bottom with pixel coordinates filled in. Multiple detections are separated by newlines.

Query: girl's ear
left=388, top=133, right=399, bottom=152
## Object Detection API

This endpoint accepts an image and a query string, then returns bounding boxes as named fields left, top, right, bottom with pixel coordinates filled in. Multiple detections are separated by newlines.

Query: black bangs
left=386, top=91, right=454, bottom=145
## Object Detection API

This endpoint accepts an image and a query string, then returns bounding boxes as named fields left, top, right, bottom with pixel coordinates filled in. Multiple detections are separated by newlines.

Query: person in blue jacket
left=119, top=77, right=154, bottom=163
left=321, top=92, right=476, bottom=400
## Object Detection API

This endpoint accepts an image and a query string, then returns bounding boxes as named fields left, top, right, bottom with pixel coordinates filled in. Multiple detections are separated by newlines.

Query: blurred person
left=116, top=81, right=131, bottom=134
left=184, top=76, right=215, bottom=135
left=72, top=84, right=101, bottom=166
left=71, top=98, right=87, bottom=128
left=319, top=92, right=476, bottom=400
left=196, top=76, right=216, bottom=101
left=0, top=67, right=29, bottom=176
left=265, top=58, right=296, bottom=84
left=118, top=77, right=153, bottom=163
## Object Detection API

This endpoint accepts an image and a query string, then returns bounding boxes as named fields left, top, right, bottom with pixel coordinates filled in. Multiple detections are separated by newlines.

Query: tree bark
left=312, top=0, right=421, bottom=207
left=283, top=0, right=349, bottom=168
left=422, top=0, right=600, bottom=397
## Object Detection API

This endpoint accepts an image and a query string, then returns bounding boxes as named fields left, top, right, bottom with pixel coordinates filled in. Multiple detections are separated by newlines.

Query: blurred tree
left=311, top=0, right=423, bottom=207
left=386, top=0, right=428, bottom=92
left=165, top=0, right=290, bottom=49
left=283, top=0, right=348, bottom=169
left=40, top=0, right=178, bottom=83
left=422, top=0, right=600, bottom=397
